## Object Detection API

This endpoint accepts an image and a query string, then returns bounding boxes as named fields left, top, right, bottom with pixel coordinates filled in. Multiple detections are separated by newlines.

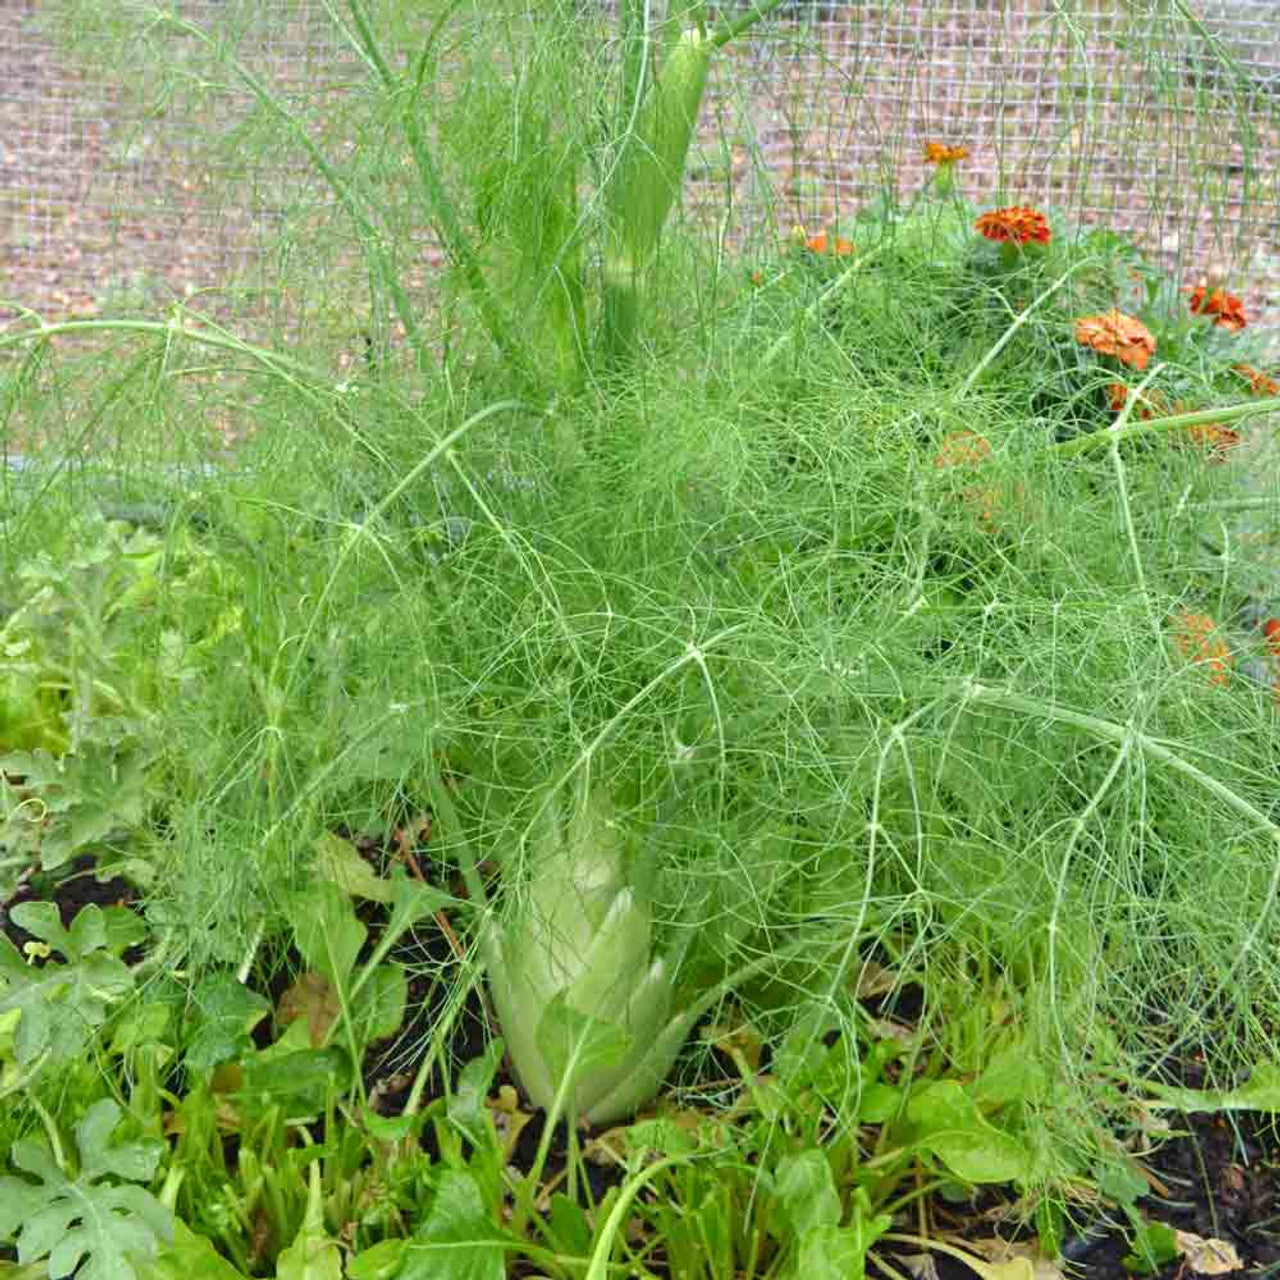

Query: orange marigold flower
left=934, top=430, right=992, bottom=469
left=1074, top=310, right=1156, bottom=371
left=1232, top=363, right=1280, bottom=397
left=1186, top=283, right=1247, bottom=331
left=1107, top=382, right=1167, bottom=419
left=806, top=230, right=856, bottom=257
left=975, top=206, right=1050, bottom=247
left=1182, top=420, right=1240, bottom=460
left=924, top=142, right=969, bottom=164
left=1263, top=618, right=1280, bottom=656
left=1171, top=611, right=1233, bottom=688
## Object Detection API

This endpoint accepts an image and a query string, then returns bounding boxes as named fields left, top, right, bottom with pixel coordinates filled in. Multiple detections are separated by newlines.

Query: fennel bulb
left=483, top=785, right=693, bottom=1126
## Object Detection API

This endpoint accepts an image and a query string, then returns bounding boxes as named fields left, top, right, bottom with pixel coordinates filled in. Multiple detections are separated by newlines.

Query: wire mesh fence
left=2, top=1, right=1278, bottom=348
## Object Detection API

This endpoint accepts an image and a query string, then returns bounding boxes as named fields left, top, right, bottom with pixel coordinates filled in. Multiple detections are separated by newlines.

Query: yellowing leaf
left=313, top=833, right=392, bottom=904
left=277, top=973, right=339, bottom=1048
left=963, top=1237, right=1066, bottom=1280
left=1175, top=1231, right=1242, bottom=1276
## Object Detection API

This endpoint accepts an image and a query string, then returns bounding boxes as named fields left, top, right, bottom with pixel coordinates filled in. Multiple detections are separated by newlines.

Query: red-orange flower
left=1233, top=363, right=1280, bottom=397
left=1265, top=620, right=1280, bottom=704
left=975, top=206, right=1051, bottom=247
left=934, top=430, right=992, bottom=469
left=806, top=230, right=856, bottom=257
left=1181, top=420, right=1240, bottom=460
left=1107, top=382, right=1167, bottom=419
left=1074, top=310, right=1156, bottom=371
left=1186, top=284, right=1247, bottom=331
left=924, top=142, right=969, bottom=164
left=1171, top=611, right=1232, bottom=688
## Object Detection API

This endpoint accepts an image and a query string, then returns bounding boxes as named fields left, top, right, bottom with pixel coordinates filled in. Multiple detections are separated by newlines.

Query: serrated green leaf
left=0, top=1099, right=172, bottom=1280
left=0, top=906, right=134, bottom=1071
left=1145, top=1061, right=1280, bottom=1114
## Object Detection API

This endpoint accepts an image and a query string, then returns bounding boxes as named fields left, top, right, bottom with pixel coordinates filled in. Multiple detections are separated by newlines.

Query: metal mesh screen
left=2, top=0, right=1278, bottom=345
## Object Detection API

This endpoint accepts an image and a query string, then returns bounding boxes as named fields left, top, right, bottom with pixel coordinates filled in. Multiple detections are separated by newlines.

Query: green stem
left=344, top=0, right=532, bottom=385
left=1055, top=394, right=1280, bottom=457
left=0, top=317, right=322, bottom=382
left=956, top=256, right=1098, bottom=398
left=751, top=245, right=885, bottom=379
left=710, top=0, right=788, bottom=48
left=584, top=1156, right=694, bottom=1280
left=28, top=1094, right=67, bottom=1173
left=880, top=1233, right=1006, bottom=1278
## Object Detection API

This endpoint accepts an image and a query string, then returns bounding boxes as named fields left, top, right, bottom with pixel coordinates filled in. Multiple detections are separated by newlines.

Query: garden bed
left=4, top=5, right=1280, bottom=1279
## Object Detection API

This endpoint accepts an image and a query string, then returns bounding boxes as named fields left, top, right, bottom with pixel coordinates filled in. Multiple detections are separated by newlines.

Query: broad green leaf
left=775, top=1151, right=841, bottom=1236
left=0, top=1099, right=172, bottom=1280
left=185, top=973, right=271, bottom=1072
left=400, top=1169, right=504, bottom=1280
left=285, top=883, right=365, bottom=986
left=975, top=1042, right=1051, bottom=1108
left=858, top=1083, right=901, bottom=1124
left=1, top=743, right=151, bottom=871
left=385, top=871, right=450, bottom=941
left=0, top=1261, right=50, bottom=1277
left=363, top=1109, right=421, bottom=1144
left=447, top=1040, right=504, bottom=1148
left=791, top=1219, right=893, bottom=1280
left=348, top=1241, right=407, bottom=1280
left=1123, top=1221, right=1179, bottom=1274
left=276, top=1165, right=342, bottom=1280
left=548, top=1194, right=593, bottom=1257
left=351, top=964, right=408, bottom=1046
left=137, top=1219, right=247, bottom=1279
left=623, top=1118, right=698, bottom=1159
left=239, top=1044, right=350, bottom=1115
left=906, top=1081, right=1032, bottom=1185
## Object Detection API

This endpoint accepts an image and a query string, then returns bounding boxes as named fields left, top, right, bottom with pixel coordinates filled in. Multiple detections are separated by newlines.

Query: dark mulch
left=1, top=854, right=140, bottom=946
left=1053, top=1107, right=1280, bottom=1279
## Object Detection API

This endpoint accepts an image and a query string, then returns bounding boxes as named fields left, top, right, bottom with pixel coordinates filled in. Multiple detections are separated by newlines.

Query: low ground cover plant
left=4, top=1, right=1280, bottom=1275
